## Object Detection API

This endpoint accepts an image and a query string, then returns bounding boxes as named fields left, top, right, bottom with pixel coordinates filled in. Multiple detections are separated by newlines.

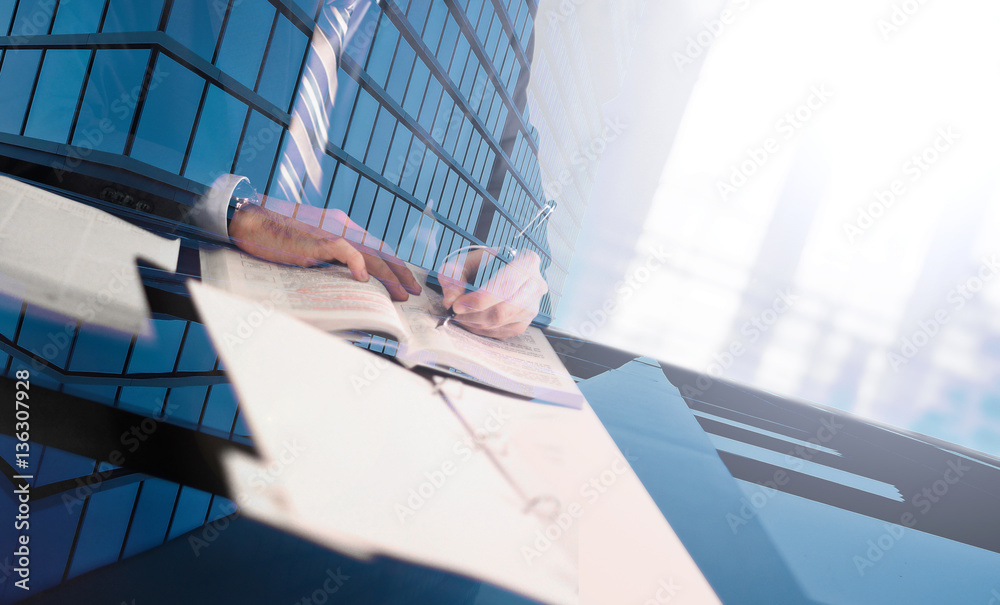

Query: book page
left=0, top=175, right=179, bottom=334
left=393, top=280, right=583, bottom=407
left=200, top=247, right=407, bottom=340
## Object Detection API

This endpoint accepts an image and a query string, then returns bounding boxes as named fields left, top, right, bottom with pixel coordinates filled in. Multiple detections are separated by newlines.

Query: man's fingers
left=361, top=253, right=410, bottom=301
left=452, top=288, right=504, bottom=317
left=385, top=257, right=422, bottom=295
left=437, top=248, right=488, bottom=309
left=320, top=239, right=369, bottom=281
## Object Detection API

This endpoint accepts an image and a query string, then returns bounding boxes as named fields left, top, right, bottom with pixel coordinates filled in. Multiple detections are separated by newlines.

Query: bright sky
left=559, top=0, right=1000, bottom=455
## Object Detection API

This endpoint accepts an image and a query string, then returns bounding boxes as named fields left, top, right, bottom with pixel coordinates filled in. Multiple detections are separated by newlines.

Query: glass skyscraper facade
left=0, top=0, right=567, bottom=316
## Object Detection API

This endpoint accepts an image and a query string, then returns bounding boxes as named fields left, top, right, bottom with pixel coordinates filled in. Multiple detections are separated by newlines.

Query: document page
left=200, top=247, right=408, bottom=339
left=0, top=175, right=179, bottom=333
left=394, top=282, right=583, bottom=407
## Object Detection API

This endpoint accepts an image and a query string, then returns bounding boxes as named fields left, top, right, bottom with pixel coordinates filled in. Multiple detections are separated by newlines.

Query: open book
left=200, top=248, right=583, bottom=407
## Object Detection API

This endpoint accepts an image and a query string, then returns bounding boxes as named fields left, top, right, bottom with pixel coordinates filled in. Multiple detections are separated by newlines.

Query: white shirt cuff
left=194, top=174, right=251, bottom=238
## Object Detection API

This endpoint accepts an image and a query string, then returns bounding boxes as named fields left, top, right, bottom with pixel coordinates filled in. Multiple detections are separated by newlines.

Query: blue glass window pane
left=257, top=16, right=307, bottom=112
left=119, top=386, right=168, bottom=417
left=166, top=486, right=212, bottom=540
left=365, top=16, right=397, bottom=87
left=327, top=163, right=358, bottom=211
left=73, top=49, right=150, bottom=154
left=122, top=478, right=179, bottom=558
left=200, top=383, right=238, bottom=434
left=233, top=111, right=282, bottom=192
left=403, top=60, right=429, bottom=118
left=51, top=0, right=104, bottom=34
left=175, top=322, right=217, bottom=372
left=163, top=385, right=209, bottom=426
left=16, top=304, right=75, bottom=369
left=184, top=85, right=248, bottom=186
left=0, top=288, right=18, bottom=339
left=34, top=446, right=96, bottom=488
left=382, top=195, right=408, bottom=249
left=368, top=187, right=395, bottom=236
left=0, top=49, right=41, bottom=134
left=408, top=1, right=431, bottom=31
left=0, top=0, right=15, bottom=35
left=215, top=0, right=273, bottom=91
left=428, top=161, right=450, bottom=207
left=439, top=15, right=460, bottom=60
left=364, top=108, right=395, bottom=171
left=328, top=67, right=359, bottom=148
left=400, top=139, right=425, bottom=193
left=125, top=318, right=185, bottom=373
left=385, top=125, right=412, bottom=184
left=165, top=0, right=225, bottom=62
left=25, top=49, right=91, bottom=143
left=30, top=494, right=84, bottom=591
left=293, top=0, right=321, bottom=18
left=422, top=2, right=448, bottom=51
left=102, top=0, right=164, bottom=33
left=349, top=177, right=377, bottom=229
left=130, top=55, right=204, bottom=174
left=66, top=483, right=140, bottom=579
left=414, top=155, right=438, bottom=203
left=344, top=4, right=378, bottom=65
left=68, top=323, right=132, bottom=373
left=207, top=495, right=237, bottom=522
left=343, top=89, right=377, bottom=159
left=385, top=40, right=415, bottom=102
left=11, top=0, right=55, bottom=36
left=418, top=75, right=442, bottom=132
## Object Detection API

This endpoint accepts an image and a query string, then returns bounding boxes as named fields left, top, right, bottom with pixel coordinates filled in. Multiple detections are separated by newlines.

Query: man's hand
left=438, top=248, right=547, bottom=339
left=229, top=197, right=420, bottom=301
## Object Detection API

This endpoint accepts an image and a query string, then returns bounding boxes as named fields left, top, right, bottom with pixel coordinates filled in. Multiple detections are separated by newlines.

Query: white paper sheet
left=0, top=176, right=179, bottom=334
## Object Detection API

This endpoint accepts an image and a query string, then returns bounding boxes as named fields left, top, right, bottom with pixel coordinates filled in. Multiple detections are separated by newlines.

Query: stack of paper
left=188, top=281, right=718, bottom=604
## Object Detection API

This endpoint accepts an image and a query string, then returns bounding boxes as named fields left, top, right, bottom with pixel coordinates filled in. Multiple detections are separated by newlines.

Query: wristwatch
left=226, top=180, right=260, bottom=231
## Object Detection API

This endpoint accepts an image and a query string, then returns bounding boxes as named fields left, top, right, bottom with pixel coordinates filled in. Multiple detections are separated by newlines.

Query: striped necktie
left=276, top=0, right=358, bottom=205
